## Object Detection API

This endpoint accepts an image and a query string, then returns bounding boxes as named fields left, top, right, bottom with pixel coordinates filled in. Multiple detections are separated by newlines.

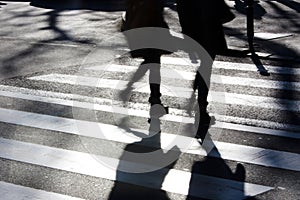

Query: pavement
left=1, top=0, right=299, bottom=64
left=223, top=0, right=300, bottom=62
left=0, top=1, right=299, bottom=199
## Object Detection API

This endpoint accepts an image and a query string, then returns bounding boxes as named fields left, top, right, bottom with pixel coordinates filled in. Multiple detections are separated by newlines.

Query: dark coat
left=124, top=0, right=167, bottom=30
left=123, top=0, right=170, bottom=58
left=177, top=0, right=230, bottom=55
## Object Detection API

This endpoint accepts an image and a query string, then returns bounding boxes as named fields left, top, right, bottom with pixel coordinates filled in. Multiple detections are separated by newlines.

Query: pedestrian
left=121, top=0, right=169, bottom=109
left=176, top=0, right=235, bottom=142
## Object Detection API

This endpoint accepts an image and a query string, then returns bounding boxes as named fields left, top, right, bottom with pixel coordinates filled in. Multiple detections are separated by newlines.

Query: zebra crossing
left=0, top=55, right=299, bottom=199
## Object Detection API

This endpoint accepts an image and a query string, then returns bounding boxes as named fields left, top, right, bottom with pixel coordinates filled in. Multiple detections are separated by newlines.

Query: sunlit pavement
left=0, top=1, right=299, bottom=200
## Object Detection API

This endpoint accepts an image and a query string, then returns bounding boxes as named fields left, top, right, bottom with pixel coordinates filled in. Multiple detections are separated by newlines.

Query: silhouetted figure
left=108, top=104, right=179, bottom=200
left=121, top=0, right=170, bottom=107
left=177, top=0, right=235, bottom=142
left=187, top=133, right=246, bottom=199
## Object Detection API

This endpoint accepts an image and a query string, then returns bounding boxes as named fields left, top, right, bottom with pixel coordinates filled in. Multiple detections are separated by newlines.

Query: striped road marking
left=212, top=75, right=300, bottom=92
left=0, top=107, right=299, bottom=171
left=87, top=64, right=300, bottom=91
left=0, top=138, right=273, bottom=199
left=28, top=73, right=193, bottom=98
left=0, top=86, right=300, bottom=135
left=0, top=181, right=84, bottom=200
left=160, top=57, right=300, bottom=75
left=88, top=64, right=196, bottom=80
left=28, top=74, right=300, bottom=112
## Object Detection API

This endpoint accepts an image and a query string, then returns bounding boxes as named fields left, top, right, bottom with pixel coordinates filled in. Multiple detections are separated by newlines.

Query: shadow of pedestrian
left=108, top=105, right=180, bottom=200
left=234, top=0, right=267, bottom=20
left=1, top=0, right=104, bottom=78
left=30, top=0, right=126, bottom=11
left=275, top=0, right=300, bottom=13
left=187, top=133, right=247, bottom=200
left=119, top=59, right=162, bottom=105
left=250, top=52, right=270, bottom=76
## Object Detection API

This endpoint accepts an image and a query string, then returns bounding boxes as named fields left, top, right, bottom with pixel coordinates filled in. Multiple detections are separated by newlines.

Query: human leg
left=195, top=52, right=215, bottom=141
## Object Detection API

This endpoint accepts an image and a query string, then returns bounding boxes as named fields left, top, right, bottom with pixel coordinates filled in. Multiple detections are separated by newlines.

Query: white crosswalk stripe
left=0, top=87, right=299, bottom=136
left=161, top=57, right=300, bottom=75
left=0, top=138, right=272, bottom=200
left=88, top=63, right=300, bottom=91
left=28, top=74, right=300, bottom=112
left=0, top=56, right=299, bottom=199
left=0, top=181, right=84, bottom=200
left=0, top=107, right=299, bottom=171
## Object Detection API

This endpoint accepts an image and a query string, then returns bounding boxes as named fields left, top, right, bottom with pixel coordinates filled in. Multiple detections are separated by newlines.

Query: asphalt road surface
left=0, top=1, right=299, bottom=200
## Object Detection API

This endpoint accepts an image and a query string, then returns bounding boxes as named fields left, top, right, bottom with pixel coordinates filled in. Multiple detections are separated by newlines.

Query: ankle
left=148, top=96, right=162, bottom=105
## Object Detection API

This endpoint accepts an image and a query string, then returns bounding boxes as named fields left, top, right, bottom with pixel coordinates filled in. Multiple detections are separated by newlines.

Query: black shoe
left=234, top=163, right=246, bottom=181
left=195, top=125, right=209, bottom=143
left=195, top=113, right=215, bottom=142
left=199, top=112, right=214, bottom=126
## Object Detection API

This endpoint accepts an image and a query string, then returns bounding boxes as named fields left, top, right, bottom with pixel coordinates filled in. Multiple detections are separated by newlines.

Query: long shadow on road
left=30, top=0, right=127, bottom=11
left=1, top=0, right=128, bottom=78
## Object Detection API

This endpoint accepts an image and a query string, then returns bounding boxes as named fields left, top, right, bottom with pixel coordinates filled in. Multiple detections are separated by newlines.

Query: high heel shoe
left=195, top=112, right=215, bottom=143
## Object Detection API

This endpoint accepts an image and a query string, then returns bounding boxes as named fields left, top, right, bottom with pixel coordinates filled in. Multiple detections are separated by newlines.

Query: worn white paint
left=0, top=138, right=273, bottom=199
left=0, top=181, right=84, bottom=200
